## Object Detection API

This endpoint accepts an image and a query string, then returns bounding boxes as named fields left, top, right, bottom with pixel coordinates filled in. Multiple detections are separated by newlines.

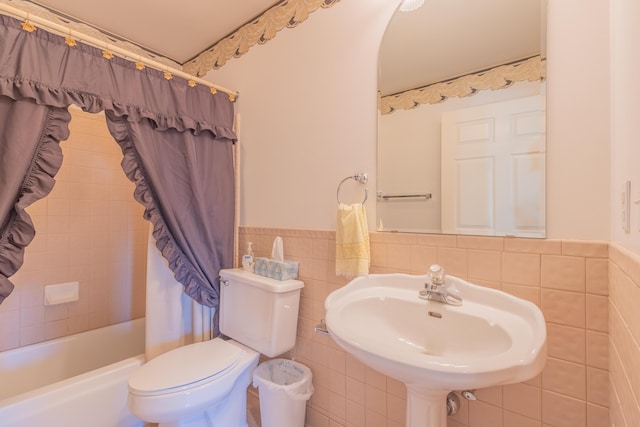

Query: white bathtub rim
left=0, top=354, right=145, bottom=427
left=0, top=354, right=145, bottom=410
left=0, top=317, right=145, bottom=400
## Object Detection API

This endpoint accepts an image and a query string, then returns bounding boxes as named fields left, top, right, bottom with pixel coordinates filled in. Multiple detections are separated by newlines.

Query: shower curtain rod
left=0, top=2, right=239, bottom=100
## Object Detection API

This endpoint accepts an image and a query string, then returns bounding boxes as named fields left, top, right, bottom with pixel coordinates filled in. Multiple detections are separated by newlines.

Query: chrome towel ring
left=336, top=172, right=368, bottom=205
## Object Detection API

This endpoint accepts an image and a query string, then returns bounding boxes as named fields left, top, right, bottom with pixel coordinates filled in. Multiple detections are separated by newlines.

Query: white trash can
left=252, top=359, right=314, bottom=427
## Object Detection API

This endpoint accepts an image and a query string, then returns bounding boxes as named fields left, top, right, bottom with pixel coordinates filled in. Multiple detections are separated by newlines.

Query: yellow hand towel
left=336, top=203, right=370, bottom=277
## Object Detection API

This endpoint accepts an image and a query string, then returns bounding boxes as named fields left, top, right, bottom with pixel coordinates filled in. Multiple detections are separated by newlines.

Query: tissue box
left=254, top=257, right=299, bottom=280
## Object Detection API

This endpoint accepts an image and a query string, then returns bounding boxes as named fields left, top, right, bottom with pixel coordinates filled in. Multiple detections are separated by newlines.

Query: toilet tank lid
left=220, top=268, right=304, bottom=293
left=128, top=339, right=241, bottom=394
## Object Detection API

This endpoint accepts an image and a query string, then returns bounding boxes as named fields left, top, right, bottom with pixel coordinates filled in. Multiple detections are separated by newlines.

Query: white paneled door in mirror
left=441, top=96, right=545, bottom=237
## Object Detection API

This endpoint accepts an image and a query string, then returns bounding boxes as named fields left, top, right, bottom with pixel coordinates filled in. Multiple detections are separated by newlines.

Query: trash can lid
left=129, top=339, right=241, bottom=395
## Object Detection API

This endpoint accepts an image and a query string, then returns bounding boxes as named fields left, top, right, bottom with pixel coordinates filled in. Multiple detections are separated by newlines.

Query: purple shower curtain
left=0, top=97, right=70, bottom=303
left=106, top=114, right=235, bottom=306
left=0, top=14, right=236, bottom=311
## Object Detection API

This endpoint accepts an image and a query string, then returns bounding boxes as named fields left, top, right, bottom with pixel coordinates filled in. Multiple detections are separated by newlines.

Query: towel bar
left=376, top=191, right=432, bottom=200
left=314, top=320, right=330, bottom=336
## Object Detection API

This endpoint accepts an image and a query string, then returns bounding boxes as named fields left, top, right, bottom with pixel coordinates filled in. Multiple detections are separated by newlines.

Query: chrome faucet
left=419, top=264, right=462, bottom=306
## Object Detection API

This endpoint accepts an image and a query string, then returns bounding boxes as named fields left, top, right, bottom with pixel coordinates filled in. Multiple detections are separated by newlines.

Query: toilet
left=127, top=268, right=304, bottom=427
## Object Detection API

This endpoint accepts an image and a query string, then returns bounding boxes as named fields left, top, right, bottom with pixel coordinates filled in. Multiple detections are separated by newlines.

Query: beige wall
left=544, top=0, right=611, bottom=240
left=0, top=108, right=147, bottom=352
left=608, top=0, right=640, bottom=424
left=241, top=226, right=609, bottom=427
left=210, top=0, right=611, bottom=240
left=610, top=0, right=640, bottom=253
left=208, top=0, right=396, bottom=231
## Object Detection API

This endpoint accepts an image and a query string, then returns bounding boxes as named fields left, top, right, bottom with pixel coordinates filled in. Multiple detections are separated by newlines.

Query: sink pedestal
left=406, top=386, right=449, bottom=427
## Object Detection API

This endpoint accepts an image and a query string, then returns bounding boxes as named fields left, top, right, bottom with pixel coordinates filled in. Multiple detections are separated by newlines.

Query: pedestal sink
left=324, top=272, right=546, bottom=427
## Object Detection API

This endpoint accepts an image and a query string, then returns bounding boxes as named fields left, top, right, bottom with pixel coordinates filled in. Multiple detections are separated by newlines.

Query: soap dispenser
left=242, top=242, right=255, bottom=272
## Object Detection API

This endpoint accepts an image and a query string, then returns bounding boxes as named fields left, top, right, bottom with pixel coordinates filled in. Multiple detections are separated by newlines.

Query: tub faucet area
left=419, top=264, right=463, bottom=306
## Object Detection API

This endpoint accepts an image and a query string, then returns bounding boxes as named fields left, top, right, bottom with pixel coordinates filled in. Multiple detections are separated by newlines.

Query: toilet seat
left=129, top=338, right=242, bottom=396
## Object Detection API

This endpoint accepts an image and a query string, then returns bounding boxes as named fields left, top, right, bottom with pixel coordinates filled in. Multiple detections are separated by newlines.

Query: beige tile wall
left=608, top=243, right=640, bottom=427
left=240, top=227, right=610, bottom=427
left=0, top=108, right=147, bottom=352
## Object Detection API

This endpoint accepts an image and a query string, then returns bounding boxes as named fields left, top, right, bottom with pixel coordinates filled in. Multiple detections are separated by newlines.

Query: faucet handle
left=427, top=264, right=446, bottom=285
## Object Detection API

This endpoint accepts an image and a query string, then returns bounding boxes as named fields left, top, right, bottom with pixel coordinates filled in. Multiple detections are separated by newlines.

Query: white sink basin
left=325, top=273, right=546, bottom=427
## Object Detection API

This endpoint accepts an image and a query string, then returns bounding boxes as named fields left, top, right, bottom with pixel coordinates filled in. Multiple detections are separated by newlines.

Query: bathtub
left=0, top=318, right=145, bottom=427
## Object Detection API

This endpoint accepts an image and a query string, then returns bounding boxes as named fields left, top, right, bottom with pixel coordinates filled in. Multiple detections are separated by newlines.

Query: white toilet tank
left=219, top=269, right=304, bottom=357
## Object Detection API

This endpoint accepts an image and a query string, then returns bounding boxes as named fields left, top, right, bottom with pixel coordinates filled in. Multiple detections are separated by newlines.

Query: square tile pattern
left=0, top=108, right=147, bottom=351
left=238, top=227, right=636, bottom=427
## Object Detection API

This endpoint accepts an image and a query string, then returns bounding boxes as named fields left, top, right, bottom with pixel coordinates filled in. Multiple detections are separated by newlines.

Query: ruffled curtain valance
left=0, top=15, right=236, bottom=138
left=0, top=14, right=237, bottom=312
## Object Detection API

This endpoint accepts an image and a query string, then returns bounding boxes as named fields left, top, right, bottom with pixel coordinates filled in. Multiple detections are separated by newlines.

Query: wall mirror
left=377, top=0, right=546, bottom=237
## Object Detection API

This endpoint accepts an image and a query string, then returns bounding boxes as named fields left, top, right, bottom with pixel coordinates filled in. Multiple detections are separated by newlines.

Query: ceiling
left=28, top=0, right=281, bottom=64
left=379, top=0, right=543, bottom=95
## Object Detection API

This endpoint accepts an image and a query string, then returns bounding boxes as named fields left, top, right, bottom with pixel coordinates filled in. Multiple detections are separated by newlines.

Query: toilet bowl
left=127, top=269, right=304, bottom=427
left=128, top=339, right=259, bottom=427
